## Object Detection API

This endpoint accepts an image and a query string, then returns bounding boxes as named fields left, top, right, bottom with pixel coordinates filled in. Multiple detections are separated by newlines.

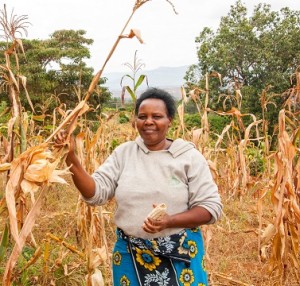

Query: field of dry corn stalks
left=0, top=75, right=299, bottom=286
left=0, top=1, right=300, bottom=285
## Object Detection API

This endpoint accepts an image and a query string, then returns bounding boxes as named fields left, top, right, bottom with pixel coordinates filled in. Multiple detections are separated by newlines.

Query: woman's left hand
left=142, top=214, right=170, bottom=233
left=142, top=206, right=213, bottom=233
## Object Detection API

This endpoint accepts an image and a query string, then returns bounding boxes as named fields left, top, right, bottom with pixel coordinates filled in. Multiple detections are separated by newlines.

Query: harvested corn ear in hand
left=146, top=203, right=167, bottom=220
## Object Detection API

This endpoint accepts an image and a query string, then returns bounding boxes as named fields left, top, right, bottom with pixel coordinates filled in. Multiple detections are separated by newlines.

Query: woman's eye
left=137, top=115, right=163, bottom=120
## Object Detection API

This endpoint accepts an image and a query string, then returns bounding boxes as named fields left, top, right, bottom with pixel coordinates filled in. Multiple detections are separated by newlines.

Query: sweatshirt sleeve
left=187, top=151, right=222, bottom=224
left=81, top=151, right=120, bottom=206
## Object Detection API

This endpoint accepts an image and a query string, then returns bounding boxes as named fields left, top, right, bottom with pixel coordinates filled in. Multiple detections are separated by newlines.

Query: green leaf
left=125, top=86, right=136, bottom=102
left=134, top=74, right=147, bottom=91
left=22, top=246, right=35, bottom=261
left=44, top=125, right=55, bottom=131
left=32, top=115, right=46, bottom=122
left=292, top=126, right=300, bottom=146
left=0, top=222, right=9, bottom=262
left=120, top=74, right=134, bottom=86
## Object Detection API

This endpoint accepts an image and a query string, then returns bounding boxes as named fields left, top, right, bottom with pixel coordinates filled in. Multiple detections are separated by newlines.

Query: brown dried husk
left=267, top=109, right=300, bottom=284
left=3, top=144, right=71, bottom=285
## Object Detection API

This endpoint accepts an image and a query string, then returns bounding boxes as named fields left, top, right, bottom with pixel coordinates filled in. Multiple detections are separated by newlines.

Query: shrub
left=184, top=113, right=201, bottom=129
left=246, top=145, right=265, bottom=177
left=182, top=113, right=230, bottom=134
left=208, top=114, right=231, bottom=134
left=0, top=101, right=9, bottom=124
left=118, top=112, right=130, bottom=124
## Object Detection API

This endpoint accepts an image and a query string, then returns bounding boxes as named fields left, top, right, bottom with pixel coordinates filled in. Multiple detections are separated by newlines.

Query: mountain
left=103, top=65, right=189, bottom=99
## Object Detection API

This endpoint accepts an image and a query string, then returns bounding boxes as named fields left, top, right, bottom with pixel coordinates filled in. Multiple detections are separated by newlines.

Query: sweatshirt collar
left=135, top=136, right=195, bottom=158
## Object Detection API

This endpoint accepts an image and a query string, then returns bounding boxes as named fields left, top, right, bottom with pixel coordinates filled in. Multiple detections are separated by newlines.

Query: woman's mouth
left=143, top=129, right=157, bottom=134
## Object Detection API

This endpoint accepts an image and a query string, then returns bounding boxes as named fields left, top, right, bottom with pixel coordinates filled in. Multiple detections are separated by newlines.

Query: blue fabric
left=112, top=228, right=208, bottom=286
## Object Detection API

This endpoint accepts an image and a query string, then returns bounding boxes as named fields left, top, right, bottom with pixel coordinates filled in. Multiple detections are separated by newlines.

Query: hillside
left=103, top=65, right=189, bottom=99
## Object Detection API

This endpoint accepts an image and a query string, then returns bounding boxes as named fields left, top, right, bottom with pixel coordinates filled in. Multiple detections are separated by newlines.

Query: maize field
left=0, top=1, right=299, bottom=285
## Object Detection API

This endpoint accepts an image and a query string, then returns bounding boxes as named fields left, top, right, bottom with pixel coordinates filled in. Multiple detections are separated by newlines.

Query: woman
left=55, top=87, right=222, bottom=286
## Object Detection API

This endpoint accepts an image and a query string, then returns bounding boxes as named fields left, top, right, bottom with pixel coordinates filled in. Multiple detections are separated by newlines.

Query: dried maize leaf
left=4, top=143, right=71, bottom=285
left=192, top=128, right=203, bottom=146
left=5, top=162, right=24, bottom=248
left=46, top=100, right=89, bottom=143
left=0, top=163, right=10, bottom=172
left=49, top=169, right=70, bottom=184
left=181, top=86, right=189, bottom=104
left=42, top=156, right=70, bottom=184
left=89, top=247, right=107, bottom=270
left=3, top=185, right=47, bottom=285
left=19, top=75, right=35, bottom=113
left=123, top=29, right=144, bottom=44
left=177, top=104, right=184, bottom=131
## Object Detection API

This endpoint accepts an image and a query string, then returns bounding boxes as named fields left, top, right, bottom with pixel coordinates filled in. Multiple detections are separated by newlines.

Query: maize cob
left=147, top=203, right=167, bottom=220
left=91, top=268, right=105, bottom=286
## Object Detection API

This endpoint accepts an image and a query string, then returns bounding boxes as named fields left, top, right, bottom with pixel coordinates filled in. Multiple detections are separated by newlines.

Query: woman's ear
left=131, top=118, right=137, bottom=129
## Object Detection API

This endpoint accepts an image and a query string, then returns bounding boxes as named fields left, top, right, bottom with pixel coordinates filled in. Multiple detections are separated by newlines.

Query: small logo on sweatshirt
left=169, top=176, right=181, bottom=186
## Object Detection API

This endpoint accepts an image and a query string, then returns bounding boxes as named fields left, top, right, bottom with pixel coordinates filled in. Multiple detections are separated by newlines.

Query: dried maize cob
left=147, top=203, right=167, bottom=220
left=91, top=268, right=105, bottom=286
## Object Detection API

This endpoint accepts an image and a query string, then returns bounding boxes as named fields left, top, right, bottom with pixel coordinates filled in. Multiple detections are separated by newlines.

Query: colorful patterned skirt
left=112, top=227, right=208, bottom=286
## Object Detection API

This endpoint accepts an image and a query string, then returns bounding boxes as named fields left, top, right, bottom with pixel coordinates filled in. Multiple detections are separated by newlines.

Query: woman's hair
left=134, top=87, right=176, bottom=119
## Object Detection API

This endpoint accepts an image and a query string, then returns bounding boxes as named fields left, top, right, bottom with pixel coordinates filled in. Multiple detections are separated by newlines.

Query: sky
left=4, top=0, right=300, bottom=75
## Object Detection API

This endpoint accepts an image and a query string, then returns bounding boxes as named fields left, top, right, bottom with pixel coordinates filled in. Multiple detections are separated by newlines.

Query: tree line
left=184, top=0, right=300, bottom=143
left=0, top=1, right=299, bottom=136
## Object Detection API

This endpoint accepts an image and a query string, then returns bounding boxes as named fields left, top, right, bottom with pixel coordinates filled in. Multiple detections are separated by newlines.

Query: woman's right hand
left=54, top=130, right=75, bottom=154
left=54, top=130, right=96, bottom=198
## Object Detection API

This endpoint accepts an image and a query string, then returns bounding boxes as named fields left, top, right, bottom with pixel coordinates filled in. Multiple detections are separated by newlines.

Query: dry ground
left=0, top=172, right=298, bottom=286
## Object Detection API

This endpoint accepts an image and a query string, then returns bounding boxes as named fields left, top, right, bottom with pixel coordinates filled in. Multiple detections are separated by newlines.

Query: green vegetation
left=0, top=30, right=112, bottom=115
left=118, top=112, right=130, bottom=124
left=185, top=0, right=300, bottom=142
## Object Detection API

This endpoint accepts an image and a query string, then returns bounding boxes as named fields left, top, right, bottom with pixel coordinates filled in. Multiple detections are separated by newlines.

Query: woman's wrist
left=66, top=151, right=77, bottom=166
left=165, top=215, right=175, bottom=229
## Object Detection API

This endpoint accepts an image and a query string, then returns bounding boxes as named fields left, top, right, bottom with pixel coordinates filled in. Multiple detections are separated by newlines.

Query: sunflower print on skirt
left=112, top=227, right=208, bottom=286
left=113, top=251, right=122, bottom=266
left=135, top=247, right=162, bottom=271
left=180, top=268, right=195, bottom=285
left=120, top=275, right=130, bottom=286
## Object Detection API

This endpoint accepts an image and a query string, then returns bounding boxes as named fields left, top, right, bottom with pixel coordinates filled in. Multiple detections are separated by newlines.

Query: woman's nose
left=144, top=117, right=154, bottom=124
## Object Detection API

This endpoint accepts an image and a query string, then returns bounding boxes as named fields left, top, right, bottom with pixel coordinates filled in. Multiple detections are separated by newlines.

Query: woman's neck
left=145, top=139, right=171, bottom=151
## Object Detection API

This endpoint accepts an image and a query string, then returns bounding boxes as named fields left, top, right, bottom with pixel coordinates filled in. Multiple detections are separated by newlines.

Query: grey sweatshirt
left=83, top=137, right=222, bottom=239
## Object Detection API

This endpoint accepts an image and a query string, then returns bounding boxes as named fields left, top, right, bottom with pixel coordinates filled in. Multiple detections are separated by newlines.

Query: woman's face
left=136, top=98, right=171, bottom=150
